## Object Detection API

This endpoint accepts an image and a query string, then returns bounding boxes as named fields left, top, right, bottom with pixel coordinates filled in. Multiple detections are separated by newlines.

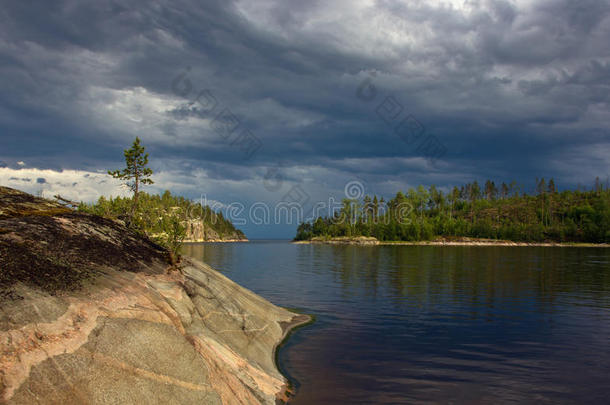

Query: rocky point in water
left=0, top=186, right=308, bottom=404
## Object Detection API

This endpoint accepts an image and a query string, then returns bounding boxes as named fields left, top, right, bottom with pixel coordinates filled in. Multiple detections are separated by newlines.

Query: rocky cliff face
left=0, top=186, right=307, bottom=404
left=184, top=220, right=248, bottom=242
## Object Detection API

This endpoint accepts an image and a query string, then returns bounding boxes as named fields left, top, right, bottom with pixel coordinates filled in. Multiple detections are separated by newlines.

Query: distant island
left=295, top=179, right=610, bottom=245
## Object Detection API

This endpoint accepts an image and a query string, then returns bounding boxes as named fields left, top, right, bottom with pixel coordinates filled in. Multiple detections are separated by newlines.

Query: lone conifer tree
left=108, top=137, right=154, bottom=225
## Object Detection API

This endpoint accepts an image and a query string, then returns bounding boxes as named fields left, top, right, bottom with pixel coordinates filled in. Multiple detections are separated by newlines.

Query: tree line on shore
left=295, top=178, right=610, bottom=243
left=78, top=190, right=244, bottom=239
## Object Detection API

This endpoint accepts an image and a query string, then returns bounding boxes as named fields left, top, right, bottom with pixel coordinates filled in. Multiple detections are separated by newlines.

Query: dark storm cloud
left=1, top=0, right=609, bottom=216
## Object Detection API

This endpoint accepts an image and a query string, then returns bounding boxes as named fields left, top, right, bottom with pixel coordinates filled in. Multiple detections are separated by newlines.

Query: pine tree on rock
left=108, top=137, right=154, bottom=227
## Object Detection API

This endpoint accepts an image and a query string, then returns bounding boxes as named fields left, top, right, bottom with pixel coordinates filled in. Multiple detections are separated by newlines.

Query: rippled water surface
left=183, top=241, right=610, bottom=404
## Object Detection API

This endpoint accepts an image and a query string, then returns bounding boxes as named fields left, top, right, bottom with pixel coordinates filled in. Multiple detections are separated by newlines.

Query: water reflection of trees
left=181, top=243, right=234, bottom=273
left=323, top=246, right=610, bottom=310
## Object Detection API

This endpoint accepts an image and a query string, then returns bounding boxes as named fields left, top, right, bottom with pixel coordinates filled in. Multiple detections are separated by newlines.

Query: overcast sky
left=1, top=0, right=609, bottom=237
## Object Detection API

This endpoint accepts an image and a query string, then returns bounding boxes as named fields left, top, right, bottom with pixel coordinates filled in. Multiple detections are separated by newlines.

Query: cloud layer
left=1, top=0, right=609, bottom=237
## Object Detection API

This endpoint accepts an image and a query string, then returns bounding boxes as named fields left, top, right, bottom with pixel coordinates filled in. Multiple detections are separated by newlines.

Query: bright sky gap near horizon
left=1, top=0, right=609, bottom=238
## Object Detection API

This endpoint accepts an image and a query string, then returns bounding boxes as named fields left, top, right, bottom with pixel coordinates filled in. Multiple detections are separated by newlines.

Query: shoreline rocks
left=294, top=235, right=610, bottom=247
left=183, top=220, right=247, bottom=243
left=0, top=186, right=309, bottom=404
left=1, top=258, right=309, bottom=404
left=183, top=239, right=249, bottom=243
left=294, top=236, right=380, bottom=245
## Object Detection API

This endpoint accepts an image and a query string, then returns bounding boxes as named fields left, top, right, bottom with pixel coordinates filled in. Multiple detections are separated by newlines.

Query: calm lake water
left=182, top=241, right=610, bottom=404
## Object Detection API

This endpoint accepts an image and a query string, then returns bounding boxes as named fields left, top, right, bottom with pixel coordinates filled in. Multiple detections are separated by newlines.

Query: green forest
left=295, top=178, right=610, bottom=243
left=79, top=190, right=245, bottom=240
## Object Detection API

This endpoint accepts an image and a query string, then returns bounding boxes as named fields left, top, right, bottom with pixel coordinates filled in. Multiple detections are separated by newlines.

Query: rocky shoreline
left=294, top=236, right=380, bottom=245
left=294, top=236, right=610, bottom=247
left=183, top=220, right=247, bottom=243
left=0, top=186, right=309, bottom=404
left=1, top=258, right=310, bottom=404
left=183, top=239, right=249, bottom=243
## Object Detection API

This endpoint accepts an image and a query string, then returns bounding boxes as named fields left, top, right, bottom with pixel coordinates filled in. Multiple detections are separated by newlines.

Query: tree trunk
left=129, top=169, right=140, bottom=227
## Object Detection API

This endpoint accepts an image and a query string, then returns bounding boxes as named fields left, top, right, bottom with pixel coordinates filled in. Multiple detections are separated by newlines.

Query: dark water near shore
left=183, top=241, right=610, bottom=404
